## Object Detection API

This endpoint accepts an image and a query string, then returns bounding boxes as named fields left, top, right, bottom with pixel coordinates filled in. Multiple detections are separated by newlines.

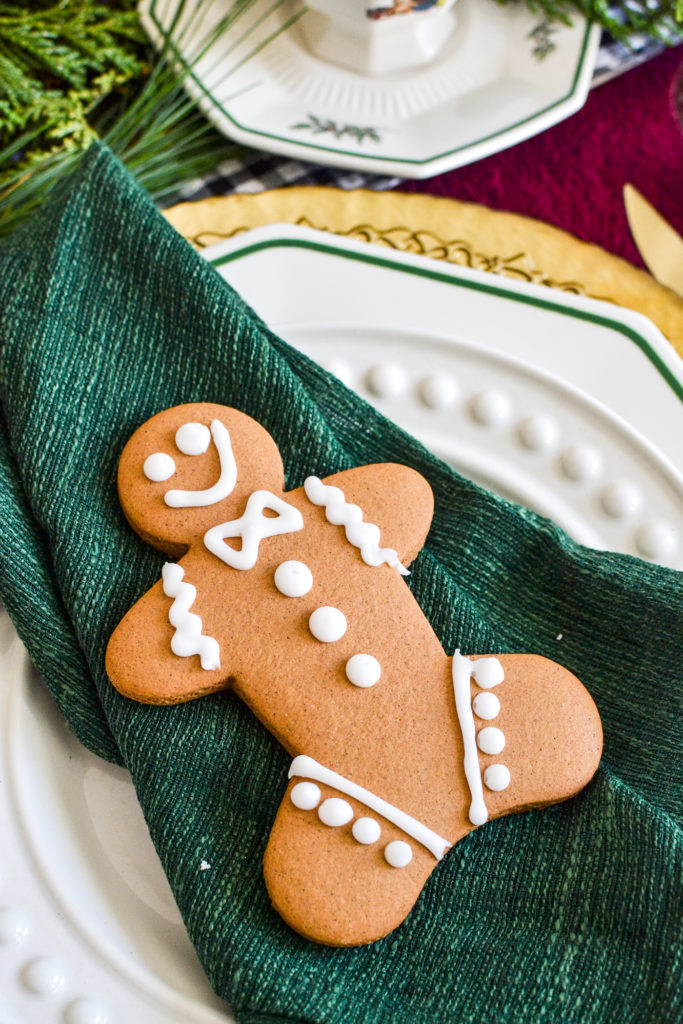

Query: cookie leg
left=464, top=652, right=603, bottom=823
left=263, top=778, right=441, bottom=946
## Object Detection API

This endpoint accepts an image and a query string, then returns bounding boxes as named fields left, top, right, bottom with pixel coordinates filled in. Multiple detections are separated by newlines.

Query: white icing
left=204, top=491, right=304, bottom=570
left=161, top=563, right=220, bottom=671
left=309, top=606, right=347, bottom=643
left=452, top=651, right=488, bottom=826
left=144, top=452, right=175, bottom=482
left=289, top=755, right=450, bottom=861
left=175, top=421, right=211, bottom=456
left=318, top=798, right=353, bottom=827
left=290, top=781, right=321, bottom=810
left=165, top=420, right=237, bottom=508
left=303, top=476, right=409, bottom=576
left=472, top=691, right=500, bottom=721
left=345, top=653, right=381, bottom=688
left=384, top=840, right=413, bottom=868
left=484, top=764, right=511, bottom=792
left=274, top=560, right=313, bottom=598
left=477, top=726, right=506, bottom=756
left=472, top=657, right=504, bottom=689
left=352, top=817, right=381, bottom=845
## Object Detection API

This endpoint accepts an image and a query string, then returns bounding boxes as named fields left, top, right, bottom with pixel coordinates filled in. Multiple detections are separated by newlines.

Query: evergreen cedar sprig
left=0, top=1, right=145, bottom=140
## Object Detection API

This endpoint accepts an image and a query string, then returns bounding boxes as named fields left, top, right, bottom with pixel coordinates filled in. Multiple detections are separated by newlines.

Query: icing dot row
left=274, top=561, right=383, bottom=687
left=290, top=782, right=413, bottom=867
left=470, top=658, right=511, bottom=793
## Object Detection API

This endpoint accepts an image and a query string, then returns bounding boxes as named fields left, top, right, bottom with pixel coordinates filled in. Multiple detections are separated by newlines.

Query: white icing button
left=469, top=389, right=511, bottom=426
left=600, top=481, right=641, bottom=519
left=477, top=726, right=506, bottom=756
left=291, top=781, right=321, bottom=810
left=345, top=653, right=381, bottom=688
left=472, top=691, right=500, bottom=721
left=472, top=657, right=504, bottom=689
left=21, top=956, right=67, bottom=996
left=318, top=798, right=354, bottom=827
left=309, top=606, right=347, bottom=643
left=0, top=907, right=30, bottom=945
left=63, top=998, right=111, bottom=1024
left=634, top=520, right=678, bottom=560
left=517, top=415, right=558, bottom=452
left=560, top=445, right=602, bottom=482
left=352, top=817, right=381, bottom=845
left=384, top=840, right=413, bottom=868
left=175, top=421, right=211, bottom=456
left=324, top=360, right=353, bottom=387
left=274, top=560, right=313, bottom=598
left=484, top=764, right=511, bottom=792
left=418, top=373, right=458, bottom=411
left=366, top=362, right=407, bottom=399
left=143, top=452, right=175, bottom=481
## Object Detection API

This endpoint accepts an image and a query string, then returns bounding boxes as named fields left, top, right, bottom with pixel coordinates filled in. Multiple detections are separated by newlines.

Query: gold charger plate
left=165, top=187, right=683, bottom=357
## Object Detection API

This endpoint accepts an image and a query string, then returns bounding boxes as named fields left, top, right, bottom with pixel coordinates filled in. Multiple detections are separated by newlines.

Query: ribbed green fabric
left=0, top=144, right=681, bottom=1023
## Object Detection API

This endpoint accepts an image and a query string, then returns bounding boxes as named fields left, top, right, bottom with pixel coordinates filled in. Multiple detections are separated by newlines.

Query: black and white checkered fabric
left=174, top=29, right=672, bottom=204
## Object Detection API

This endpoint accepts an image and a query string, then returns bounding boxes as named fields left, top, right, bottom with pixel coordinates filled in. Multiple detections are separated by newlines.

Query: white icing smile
left=165, top=420, right=237, bottom=508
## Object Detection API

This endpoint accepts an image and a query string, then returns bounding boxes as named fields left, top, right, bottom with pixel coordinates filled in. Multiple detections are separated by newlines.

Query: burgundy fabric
left=402, top=47, right=683, bottom=269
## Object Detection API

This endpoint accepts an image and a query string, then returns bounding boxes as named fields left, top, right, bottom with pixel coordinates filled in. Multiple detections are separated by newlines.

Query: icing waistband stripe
left=452, top=651, right=488, bottom=826
left=289, top=754, right=450, bottom=860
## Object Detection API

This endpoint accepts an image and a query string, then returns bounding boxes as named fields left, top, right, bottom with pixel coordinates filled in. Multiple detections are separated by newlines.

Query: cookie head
left=117, top=403, right=285, bottom=555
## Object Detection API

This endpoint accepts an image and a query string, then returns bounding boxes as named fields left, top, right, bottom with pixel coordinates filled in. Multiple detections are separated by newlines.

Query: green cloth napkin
left=0, top=143, right=681, bottom=1024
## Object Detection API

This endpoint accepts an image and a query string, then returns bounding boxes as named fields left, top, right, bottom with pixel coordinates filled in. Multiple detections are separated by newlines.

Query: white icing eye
left=290, top=781, right=321, bottom=810
left=318, top=798, right=353, bottom=827
left=477, top=726, right=506, bottom=756
left=345, top=654, right=381, bottom=688
left=175, top=421, right=211, bottom=456
left=274, top=560, right=313, bottom=598
left=472, top=658, right=504, bottom=689
left=352, top=817, right=381, bottom=845
left=384, top=840, right=413, bottom=868
left=309, top=606, right=347, bottom=643
left=143, top=452, right=176, bottom=482
left=472, top=692, right=500, bottom=720
left=484, top=764, right=511, bottom=791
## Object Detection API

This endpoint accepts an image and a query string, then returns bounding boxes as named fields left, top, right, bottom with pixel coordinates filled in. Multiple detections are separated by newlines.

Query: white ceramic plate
left=139, top=0, right=600, bottom=177
left=208, top=224, right=683, bottom=568
left=2, top=224, right=682, bottom=1024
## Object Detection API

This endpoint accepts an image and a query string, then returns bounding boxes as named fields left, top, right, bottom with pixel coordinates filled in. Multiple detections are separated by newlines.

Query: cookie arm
left=105, top=573, right=230, bottom=705
left=304, top=464, right=434, bottom=569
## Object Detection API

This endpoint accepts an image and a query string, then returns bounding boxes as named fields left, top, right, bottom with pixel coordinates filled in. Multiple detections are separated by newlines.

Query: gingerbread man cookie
left=106, top=403, right=602, bottom=946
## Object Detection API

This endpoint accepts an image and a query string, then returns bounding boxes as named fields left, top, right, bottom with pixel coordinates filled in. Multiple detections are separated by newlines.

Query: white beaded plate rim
left=139, top=0, right=600, bottom=177
left=286, top=320, right=683, bottom=565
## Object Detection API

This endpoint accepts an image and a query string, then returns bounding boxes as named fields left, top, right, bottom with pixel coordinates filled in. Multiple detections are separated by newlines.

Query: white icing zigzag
left=303, top=476, right=409, bottom=575
left=161, top=563, right=221, bottom=671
